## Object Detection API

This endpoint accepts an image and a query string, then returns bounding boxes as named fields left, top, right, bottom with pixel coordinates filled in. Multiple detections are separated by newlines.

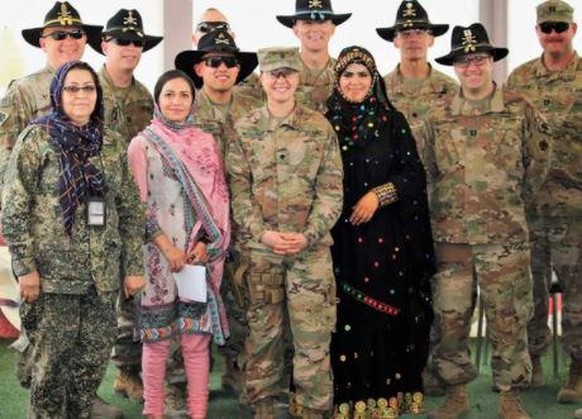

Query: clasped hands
left=260, top=231, right=308, bottom=255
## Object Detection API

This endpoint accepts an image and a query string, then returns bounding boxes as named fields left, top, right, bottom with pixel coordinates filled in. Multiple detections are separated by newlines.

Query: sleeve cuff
left=12, top=256, right=36, bottom=277
left=372, top=182, right=399, bottom=207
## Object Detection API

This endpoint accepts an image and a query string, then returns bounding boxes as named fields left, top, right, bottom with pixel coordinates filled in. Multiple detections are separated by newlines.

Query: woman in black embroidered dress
left=326, top=46, right=435, bottom=417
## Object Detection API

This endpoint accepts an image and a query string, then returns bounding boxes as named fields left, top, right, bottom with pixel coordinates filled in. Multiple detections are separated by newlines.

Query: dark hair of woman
left=153, top=69, right=196, bottom=106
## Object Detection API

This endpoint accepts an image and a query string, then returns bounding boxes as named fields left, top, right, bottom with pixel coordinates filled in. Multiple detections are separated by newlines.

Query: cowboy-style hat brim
left=175, top=50, right=259, bottom=89
left=276, top=12, right=352, bottom=28
left=376, top=23, right=449, bottom=42
left=0, top=247, right=20, bottom=332
left=22, top=24, right=103, bottom=49
left=435, top=45, right=509, bottom=66
left=89, top=31, right=163, bottom=55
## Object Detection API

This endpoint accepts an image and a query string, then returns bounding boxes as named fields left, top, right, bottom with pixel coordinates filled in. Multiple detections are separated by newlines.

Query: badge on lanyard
left=87, top=196, right=106, bottom=227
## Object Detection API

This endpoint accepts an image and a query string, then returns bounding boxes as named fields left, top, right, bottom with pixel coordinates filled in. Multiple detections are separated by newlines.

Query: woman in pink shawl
left=128, top=69, right=230, bottom=419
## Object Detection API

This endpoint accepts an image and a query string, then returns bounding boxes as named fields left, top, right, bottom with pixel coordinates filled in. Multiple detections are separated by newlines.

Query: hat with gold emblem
left=276, top=0, right=352, bottom=28
left=435, top=23, right=508, bottom=66
left=258, top=47, right=302, bottom=73
left=89, top=9, right=163, bottom=55
left=537, top=0, right=574, bottom=24
left=21, top=1, right=102, bottom=48
left=174, top=29, right=258, bottom=89
left=376, top=0, right=449, bottom=42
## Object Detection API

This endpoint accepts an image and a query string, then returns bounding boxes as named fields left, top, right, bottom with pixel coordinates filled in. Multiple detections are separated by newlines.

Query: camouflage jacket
left=193, top=88, right=262, bottom=162
left=1, top=125, right=145, bottom=295
left=233, top=72, right=264, bottom=102
left=425, top=85, right=552, bottom=244
left=0, top=66, right=54, bottom=194
left=98, top=66, right=154, bottom=144
left=384, top=64, right=457, bottom=165
left=296, top=57, right=336, bottom=114
left=507, top=52, right=582, bottom=217
left=228, top=105, right=343, bottom=250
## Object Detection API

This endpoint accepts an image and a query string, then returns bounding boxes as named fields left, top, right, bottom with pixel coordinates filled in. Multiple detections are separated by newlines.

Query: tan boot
left=90, top=397, right=124, bottom=419
left=428, top=384, right=470, bottom=419
left=113, top=368, right=144, bottom=402
left=530, top=356, right=545, bottom=388
left=253, top=398, right=275, bottom=419
left=498, top=390, right=530, bottom=419
left=557, top=360, right=582, bottom=403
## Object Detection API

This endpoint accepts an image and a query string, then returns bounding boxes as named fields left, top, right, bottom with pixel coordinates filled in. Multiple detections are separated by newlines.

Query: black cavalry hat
left=21, top=1, right=102, bottom=48
left=89, top=9, right=163, bottom=55
left=276, top=0, right=352, bottom=28
left=435, top=23, right=509, bottom=66
left=376, top=0, right=449, bottom=42
left=174, top=30, right=259, bottom=89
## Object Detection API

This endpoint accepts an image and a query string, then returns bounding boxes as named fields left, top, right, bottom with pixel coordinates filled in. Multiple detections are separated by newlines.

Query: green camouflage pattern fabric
left=506, top=52, right=581, bottom=218
left=383, top=64, right=458, bottom=166
left=193, top=88, right=262, bottom=162
left=425, top=85, right=552, bottom=245
left=228, top=104, right=343, bottom=249
left=0, top=66, right=54, bottom=195
left=536, top=0, right=574, bottom=23
left=258, top=46, right=302, bottom=73
left=430, top=242, right=533, bottom=391
left=296, top=57, right=337, bottom=114
left=20, top=289, right=117, bottom=418
left=233, top=71, right=264, bottom=102
left=1, top=125, right=145, bottom=292
left=98, top=66, right=154, bottom=144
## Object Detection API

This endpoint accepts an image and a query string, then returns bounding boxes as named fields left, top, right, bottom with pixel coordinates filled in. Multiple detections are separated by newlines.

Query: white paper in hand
left=173, top=264, right=207, bottom=303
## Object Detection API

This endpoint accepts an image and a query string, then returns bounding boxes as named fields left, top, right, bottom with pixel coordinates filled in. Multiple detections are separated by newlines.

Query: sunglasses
left=264, top=68, right=298, bottom=80
left=106, top=37, right=146, bottom=48
left=203, top=56, right=239, bottom=68
left=196, top=21, right=230, bottom=34
left=41, top=29, right=85, bottom=41
left=539, top=21, right=570, bottom=34
left=63, top=85, right=97, bottom=94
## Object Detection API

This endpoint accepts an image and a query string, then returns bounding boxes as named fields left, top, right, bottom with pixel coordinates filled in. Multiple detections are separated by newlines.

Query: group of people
left=0, top=1, right=579, bottom=419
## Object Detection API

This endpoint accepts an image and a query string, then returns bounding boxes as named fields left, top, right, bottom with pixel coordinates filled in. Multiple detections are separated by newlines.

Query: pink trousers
left=142, top=333, right=211, bottom=418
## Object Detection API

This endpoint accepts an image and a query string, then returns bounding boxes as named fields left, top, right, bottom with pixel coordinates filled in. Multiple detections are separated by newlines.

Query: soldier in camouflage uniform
left=506, top=0, right=582, bottom=402
left=376, top=0, right=457, bottom=168
left=87, top=8, right=162, bottom=404
left=175, top=28, right=260, bottom=405
left=424, top=24, right=552, bottom=419
left=227, top=47, right=343, bottom=418
left=1, top=61, right=145, bottom=418
left=276, top=0, right=352, bottom=114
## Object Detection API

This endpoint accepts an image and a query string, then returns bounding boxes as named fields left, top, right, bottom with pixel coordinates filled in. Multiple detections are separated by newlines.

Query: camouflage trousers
left=241, top=246, right=336, bottom=411
left=527, top=213, right=552, bottom=358
left=430, top=242, right=533, bottom=391
left=544, top=217, right=582, bottom=360
left=21, top=287, right=117, bottom=418
left=111, top=291, right=142, bottom=371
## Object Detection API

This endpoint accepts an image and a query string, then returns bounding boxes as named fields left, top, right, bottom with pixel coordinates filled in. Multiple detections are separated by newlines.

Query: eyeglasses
left=203, top=56, right=239, bottom=68
left=396, top=29, right=432, bottom=39
left=106, top=37, right=146, bottom=48
left=539, top=21, right=570, bottom=34
left=63, top=85, right=97, bottom=94
left=454, top=54, right=492, bottom=69
left=196, top=21, right=230, bottom=34
left=41, top=29, right=85, bottom=41
left=264, top=68, right=298, bottom=80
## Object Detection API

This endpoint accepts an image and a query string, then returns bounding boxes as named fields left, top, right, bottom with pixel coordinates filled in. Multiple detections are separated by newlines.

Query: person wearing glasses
left=423, top=24, right=552, bottom=419
left=175, top=29, right=259, bottom=407
left=276, top=0, right=352, bottom=114
left=87, top=8, right=163, bottom=405
left=507, top=0, right=582, bottom=401
left=227, top=47, right=343, bottom=418
left=1, top=60, right=145, bottom=419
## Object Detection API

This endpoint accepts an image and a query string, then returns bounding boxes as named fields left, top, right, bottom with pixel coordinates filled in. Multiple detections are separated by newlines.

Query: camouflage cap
left=537, top=0, right=574, bottom=24
left=258, top=47, right=302, bottom=73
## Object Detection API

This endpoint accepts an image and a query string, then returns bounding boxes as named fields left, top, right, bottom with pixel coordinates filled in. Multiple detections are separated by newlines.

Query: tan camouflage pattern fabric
left=536, top=0, right=574, bottom=23
left=0, top=67, right=54, bottom=195
left=1, top=125, right=145, bottom=290
left=98, top=66, right=154, bottom=144
left=296, top=57, right=337, bottom=114
left=258, top=46, right=302, bottom=73
left=507, top=52, right=582, bottom=360
left=227, top=104, right=343, bottom=411
left=425, top=85, right=552, bottom=245
left=383, top=64, right=457, bottom=166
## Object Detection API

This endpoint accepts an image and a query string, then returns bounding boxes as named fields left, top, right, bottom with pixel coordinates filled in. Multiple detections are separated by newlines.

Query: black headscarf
left=33, top=61, right=104, bottom=235
left=326, top=46, right=395, bottom=152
